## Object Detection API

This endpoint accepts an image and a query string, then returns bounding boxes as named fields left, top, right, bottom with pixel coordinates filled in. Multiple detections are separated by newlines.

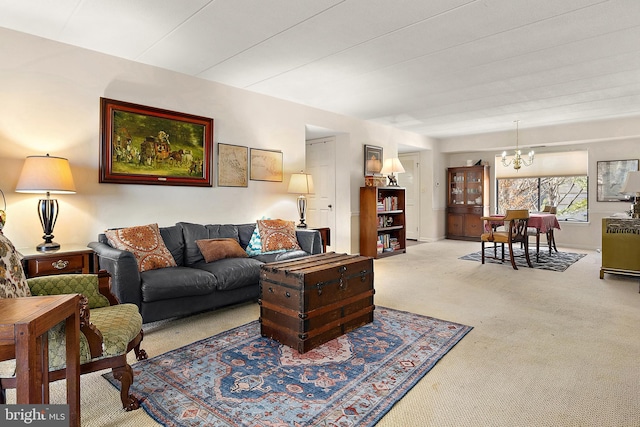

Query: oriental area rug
left=460, top=248, right=586, bottom=272
left=104, top=307, right=472, bottom=427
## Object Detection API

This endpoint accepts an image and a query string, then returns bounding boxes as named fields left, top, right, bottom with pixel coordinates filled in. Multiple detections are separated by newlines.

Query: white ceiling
left=1, top=0, right=640, bottom=139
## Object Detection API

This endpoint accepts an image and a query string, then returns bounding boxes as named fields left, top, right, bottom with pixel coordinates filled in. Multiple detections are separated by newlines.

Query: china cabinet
left=446, top=165, right=490, bottom=240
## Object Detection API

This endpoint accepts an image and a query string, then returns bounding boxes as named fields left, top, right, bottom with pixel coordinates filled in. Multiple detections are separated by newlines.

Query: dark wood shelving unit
left=359, top=186, right=406, bottom=258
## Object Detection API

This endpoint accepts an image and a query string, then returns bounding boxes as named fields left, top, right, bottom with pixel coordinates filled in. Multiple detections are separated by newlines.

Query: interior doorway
left=398, top=152, right=420, bottom=240
left=305, top=136, right=336, bottom=251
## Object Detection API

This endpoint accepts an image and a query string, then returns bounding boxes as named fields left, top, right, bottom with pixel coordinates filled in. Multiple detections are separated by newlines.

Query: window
left=495, top=150, right=588, bottom=222
left=496, top=176, right=588, bottom=221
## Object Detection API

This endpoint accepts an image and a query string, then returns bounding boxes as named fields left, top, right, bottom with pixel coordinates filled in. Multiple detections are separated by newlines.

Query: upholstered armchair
left=0, top=232, right=147, bottom=411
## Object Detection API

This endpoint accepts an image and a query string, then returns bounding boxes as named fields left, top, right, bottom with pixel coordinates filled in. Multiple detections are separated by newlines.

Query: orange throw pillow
left=105, top=223, right=177, bottom=272
left=196, top=238, right=248, bottom=263
left=256, top=219, right=301, bottom=253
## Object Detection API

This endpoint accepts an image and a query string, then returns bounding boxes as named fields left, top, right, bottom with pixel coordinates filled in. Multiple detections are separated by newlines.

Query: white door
left=306, top=137, right=336, bottom=250
left=398, top=153, right=420, bottom=240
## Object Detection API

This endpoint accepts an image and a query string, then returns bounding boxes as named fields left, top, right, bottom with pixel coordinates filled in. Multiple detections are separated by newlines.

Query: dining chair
left=481, top=209, right=533, bottom=270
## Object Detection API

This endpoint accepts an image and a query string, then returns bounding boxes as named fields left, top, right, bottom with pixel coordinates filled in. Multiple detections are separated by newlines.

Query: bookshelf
left=360, top=186, right=406, bottom=258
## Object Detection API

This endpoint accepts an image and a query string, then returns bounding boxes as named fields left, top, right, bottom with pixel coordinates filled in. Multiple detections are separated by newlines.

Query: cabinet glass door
left=450, top=171, right=466, bottom=205
left=466, top=170, right=483, bottom=205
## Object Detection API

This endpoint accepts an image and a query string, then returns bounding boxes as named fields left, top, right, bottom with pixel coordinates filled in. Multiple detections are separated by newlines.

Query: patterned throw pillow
left=245, top=227, right=263, bottom=256
left=105, top=223, right=177, bottom=272
left=196, top=238, right=248, bottom=263
left=257, top=219, right=301, bottom=253
left=0, top=232, right=31, bottom=298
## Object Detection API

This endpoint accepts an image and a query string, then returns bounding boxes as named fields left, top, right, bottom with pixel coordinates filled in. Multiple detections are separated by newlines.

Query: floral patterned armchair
left=0, top=231, right=147, bottom=411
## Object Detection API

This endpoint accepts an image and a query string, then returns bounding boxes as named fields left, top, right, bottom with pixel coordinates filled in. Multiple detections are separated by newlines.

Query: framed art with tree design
left=597, top=159, right=639, bottom=201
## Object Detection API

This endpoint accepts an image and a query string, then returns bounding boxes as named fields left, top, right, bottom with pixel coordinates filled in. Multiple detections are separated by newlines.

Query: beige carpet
left=6, top=240, right=639, bottom=426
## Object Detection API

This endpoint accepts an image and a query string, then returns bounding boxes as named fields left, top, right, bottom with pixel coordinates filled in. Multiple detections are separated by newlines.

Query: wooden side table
left=0, top=294, right=81, bottom=427
left=310, top=227, right=331, bottom=253
left=19, top=244, right=96, bottom=278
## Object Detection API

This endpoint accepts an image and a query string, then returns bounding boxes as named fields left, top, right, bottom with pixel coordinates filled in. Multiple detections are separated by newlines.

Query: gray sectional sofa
left=88, top=222, right=322, bottom=323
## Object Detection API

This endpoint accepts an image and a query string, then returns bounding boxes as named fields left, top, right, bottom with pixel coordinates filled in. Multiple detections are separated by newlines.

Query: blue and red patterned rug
left=104, top=307, right=472, bottom=426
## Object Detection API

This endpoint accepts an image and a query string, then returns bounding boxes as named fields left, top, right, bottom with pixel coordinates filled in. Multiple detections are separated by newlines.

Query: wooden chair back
left=504, top=209, right=530, bottom=243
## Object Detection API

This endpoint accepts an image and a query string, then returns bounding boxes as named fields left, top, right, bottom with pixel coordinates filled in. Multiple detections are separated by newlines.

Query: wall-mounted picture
left=218, top=143, right=248, bottom=187
left=364, top=144, right=383, bottom=176
left=597, top=159, right=639, bottom=201
left=250, top=148, right=283, bottom=182
left=100, top=97, right=214, bottom=186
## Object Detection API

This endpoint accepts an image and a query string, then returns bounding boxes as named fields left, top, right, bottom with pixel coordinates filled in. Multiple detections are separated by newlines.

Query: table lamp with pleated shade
left=16, top=154, right=76, bottom=251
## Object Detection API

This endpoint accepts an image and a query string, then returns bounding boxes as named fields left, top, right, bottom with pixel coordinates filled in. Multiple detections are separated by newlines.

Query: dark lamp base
left=37, top=241, right=61, bottom=252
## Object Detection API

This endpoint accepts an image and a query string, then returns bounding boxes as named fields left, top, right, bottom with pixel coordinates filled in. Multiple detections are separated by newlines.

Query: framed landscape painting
left=218, top=143, right=248, bottom=187
left=597, top=159, right=639, bottom=201
left=250, top=148, right=283, bottom=182
left=99, top=98, right=214, bottom=186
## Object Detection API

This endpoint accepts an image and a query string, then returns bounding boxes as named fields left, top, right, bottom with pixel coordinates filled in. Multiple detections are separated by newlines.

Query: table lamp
left=16, top=154, right=76, bottom=251
left=621, top=170, right=640, bottom=218
left=380, top=158, right=405, bottom=186
left=287, top=172, right=314, bottom=228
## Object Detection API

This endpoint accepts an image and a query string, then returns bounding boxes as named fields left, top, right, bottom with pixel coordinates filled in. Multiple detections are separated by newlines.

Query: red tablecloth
left=529, top=213, right=561, bottom=233
left=484, top=213, right=561, bottom=232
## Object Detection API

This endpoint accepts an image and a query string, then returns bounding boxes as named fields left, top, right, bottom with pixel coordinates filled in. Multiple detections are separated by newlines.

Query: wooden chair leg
left=133, top=330, right=148, bottom=361
left=523, top=239, right=533, bottom=268
left=481, top=241, right=485, bottom=264
left=112, top=364, right=140, bottom=411
left=134, top=345, right=148, bottom=361
left=547, top=230, right=558, bottom=253
left=507, top=242, right=518, bottom=270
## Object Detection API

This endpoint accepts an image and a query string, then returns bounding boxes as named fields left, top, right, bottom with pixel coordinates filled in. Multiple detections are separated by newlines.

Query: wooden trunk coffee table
left=259, top=252, right=374, bottom=353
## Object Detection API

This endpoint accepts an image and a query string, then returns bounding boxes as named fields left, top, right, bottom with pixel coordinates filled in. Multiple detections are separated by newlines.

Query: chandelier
left=501, top=120, right=534, bottom=170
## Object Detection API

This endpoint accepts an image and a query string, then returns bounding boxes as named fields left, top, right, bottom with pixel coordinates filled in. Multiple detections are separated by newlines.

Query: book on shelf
left=378, top=196, right=399, bottom=211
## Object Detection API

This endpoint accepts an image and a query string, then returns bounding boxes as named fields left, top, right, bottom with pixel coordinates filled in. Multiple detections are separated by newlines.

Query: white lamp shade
left=288, top=173, right=314, bottom=194
left=621, top=171, right=640, bottom=194
left=380, top=158, right=405, bottom=174
left=16, top=154, right=76, bottom=194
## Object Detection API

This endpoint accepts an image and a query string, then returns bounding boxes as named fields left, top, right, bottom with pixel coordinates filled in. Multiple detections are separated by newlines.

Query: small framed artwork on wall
left=250, top=148, right=283, bottom=182
left=218, top=143, right=248, bottom=187
left=364, top=144, right=383, bottom=176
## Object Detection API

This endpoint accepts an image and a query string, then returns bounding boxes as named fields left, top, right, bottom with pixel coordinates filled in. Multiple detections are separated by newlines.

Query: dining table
left=484, top=212, right=561, bottom=261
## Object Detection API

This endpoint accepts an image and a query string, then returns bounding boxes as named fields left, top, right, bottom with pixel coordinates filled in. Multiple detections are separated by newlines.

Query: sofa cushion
left=105, top=223, right=177, bottom=272
left=192, top=257, right=263, bottom=291
left=196, top=238, right=248, bottom=263
left=179, top=222, right=240, bottom=266
left=257, top=219, right=301, bottom=253
left=160, top=225, right=185, bottom=267
left=237, top=223, right=257, bottom=249
left=140, top=266, right=218, bottom=302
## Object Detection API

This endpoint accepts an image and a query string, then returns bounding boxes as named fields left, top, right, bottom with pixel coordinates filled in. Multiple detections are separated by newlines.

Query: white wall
left=0, top=28, right=429, bottom=253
